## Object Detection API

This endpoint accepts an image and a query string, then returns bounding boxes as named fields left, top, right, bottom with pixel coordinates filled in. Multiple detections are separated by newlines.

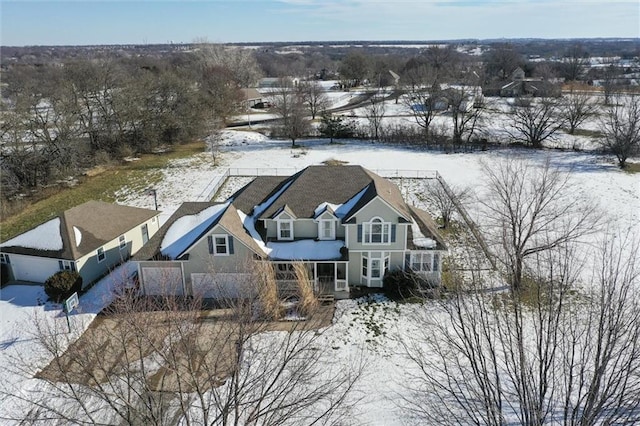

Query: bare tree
left=299, top=81, right=329, bottom=120
left=271, top=79, right=311, bottom=148
left=563, top=44, right=590, bottom=82
left=445, top=86, right=485, bottom=146
left=561, top=89, right=598, bottom=135
left=598, top=95, right=640, bottom=168
left=506, top=98, right=565, bottom=148
left=600, top=61, right=620, bottom=106
left=364, top=90, right=386, bottom=140
left=479, top=157, right=600, bottom=291
left=1, top=265, right=363, bottom=425
left=193, top=40, right=262, bottom=88
left=399, top=232, right=640, bottom=426
left=421, top=180, right=470, bottom=229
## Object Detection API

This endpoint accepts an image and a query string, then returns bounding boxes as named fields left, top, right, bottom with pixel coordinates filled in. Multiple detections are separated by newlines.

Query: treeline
left=0, top=45, right=261, bottom=207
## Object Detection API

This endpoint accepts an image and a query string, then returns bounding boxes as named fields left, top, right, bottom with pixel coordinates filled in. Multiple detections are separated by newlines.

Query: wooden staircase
left=317, top=293, right=335, bottom=304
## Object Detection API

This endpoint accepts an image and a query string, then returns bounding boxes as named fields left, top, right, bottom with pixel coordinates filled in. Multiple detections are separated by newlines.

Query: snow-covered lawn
left=1, top=122, right=637, bottom=424
left=0, top=263, right=136, bottom=421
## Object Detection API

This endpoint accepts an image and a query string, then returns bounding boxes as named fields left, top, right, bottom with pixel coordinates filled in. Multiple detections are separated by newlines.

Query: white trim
left=345, top=194, right=411, bottom=223
left=408, top=251, right=441, bottom=273
left=96, top=247, right=105, bottom=263
left=277, top=219, right=294, bottom=241
left=211, top=234, right=230, bottom=256
left=118, top=235, right=126, bottom=250
left=361, top=251, right=390, bottom=286
left=317, top=218, right=336, bottom=240
left=363, top=217, right=391, bottom=245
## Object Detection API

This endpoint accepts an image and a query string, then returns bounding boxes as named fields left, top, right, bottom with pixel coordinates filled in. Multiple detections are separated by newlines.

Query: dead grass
left=1, top=141, right=205, bottom=241
left=322, top=158, right=349, bottom=166
left=623, top=162, right=640, bottom=174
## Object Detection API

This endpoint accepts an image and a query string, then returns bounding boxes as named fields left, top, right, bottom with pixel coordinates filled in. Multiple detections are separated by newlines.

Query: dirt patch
left=322, top=158, right=349, bottom=166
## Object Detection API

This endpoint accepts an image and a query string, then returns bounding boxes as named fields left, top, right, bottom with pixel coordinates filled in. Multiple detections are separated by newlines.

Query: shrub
left=44, top=271, right=82, bottom=303
left=383, top=269, right=418, bottom=301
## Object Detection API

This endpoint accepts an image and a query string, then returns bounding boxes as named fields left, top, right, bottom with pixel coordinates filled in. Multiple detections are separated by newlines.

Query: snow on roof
left=237, top=210, right=271, bottom=255
left=411, top=219, right=437, bottom=249
left=160, top=203, right=229, bottom=259
left=0, top=218, right=63, bottom=251
left=313, top=202, right=340, bottom=218
left=266, top=240, right=345, bottom=261
left=73, top=226, right=82, bottom=247
left=312, top=187, right=367, bottom=220
left=253, top=179, right=293, bottom=218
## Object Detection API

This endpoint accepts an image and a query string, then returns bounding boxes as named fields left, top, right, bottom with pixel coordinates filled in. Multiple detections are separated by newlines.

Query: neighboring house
left=500, top=67, right=560, bottom=97
left=0, top=201, right=161, bottom=287
left=258, top=77, right=300, bottom=89
left=135, top=165, right=447, bottom=300
left=240, top=88, right=264, bottom=108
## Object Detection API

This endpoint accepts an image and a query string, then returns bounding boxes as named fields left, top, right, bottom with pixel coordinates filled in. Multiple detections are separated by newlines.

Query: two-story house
left=0, top=201, right=161, bottom=288
left=134, top=165, right=446, bottom=299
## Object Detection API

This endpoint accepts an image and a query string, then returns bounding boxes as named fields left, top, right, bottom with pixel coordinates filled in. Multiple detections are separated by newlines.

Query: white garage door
left=10, top=255, right=58, bottom=283
left=191, top=273, right=253, bottom=299
left=141, top=267, right=184, bottom=296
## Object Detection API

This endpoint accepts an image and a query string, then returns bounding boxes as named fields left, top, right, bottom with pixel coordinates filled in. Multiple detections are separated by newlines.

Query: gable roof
left=229, top=176, right=290, bottom=215
left=133, top=202, right=266, bottom=261
left=246, top=165, right=412, bottom=222
left=0, top=201, right=159, bottom=260
left=407, top=205, right=447, bottom=251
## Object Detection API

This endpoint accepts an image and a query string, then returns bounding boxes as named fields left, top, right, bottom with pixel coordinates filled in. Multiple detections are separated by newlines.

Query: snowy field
left=1, top=92, right=639, bottom=423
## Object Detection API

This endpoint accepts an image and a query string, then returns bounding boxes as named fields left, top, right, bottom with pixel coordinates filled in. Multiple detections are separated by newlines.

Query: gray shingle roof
left=0, top=201, right=160, bottom=260
left=407, top=205, right=448, bottom=251
left=250, top=165, right=412, bottom=222
left=133, top=202, right=266, bottom=261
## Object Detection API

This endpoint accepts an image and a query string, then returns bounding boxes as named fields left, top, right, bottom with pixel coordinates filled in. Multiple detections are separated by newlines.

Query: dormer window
left=277, top=219, right=293, bottom=240
left=318, top=219, right=335, bottom=240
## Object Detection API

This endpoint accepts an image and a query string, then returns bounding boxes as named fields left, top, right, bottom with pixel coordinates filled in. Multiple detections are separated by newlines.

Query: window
left=0, top=253, right=10, bottom=264
left=275, top=263, right=296, bottom=280
left=97, top=247, right=105, bottom=263
left=318, top=219, right=335, bottom=240
left=208, top=234, right=231, bottom=256
left=371, top=259, right=381, bottom=278
left=119, top=235, right=126, bottom=249
left=141, top=224, right=149, bottom=244
left=363, top=218, right=391, bottom=244
left=59, top=260, right=76, bottom=272
left=214, top=235, right=228, bottom=255
left=410, top=252, right=439, bottom=272
left=362, top=253, right=390, bottom=281
left=278, top=220, right=293, bottom=240
left=362, top=257, right=368, bottom=278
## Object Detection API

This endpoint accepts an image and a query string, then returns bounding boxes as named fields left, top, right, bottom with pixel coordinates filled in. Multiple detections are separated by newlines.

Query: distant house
left=240, top=88, right=264, bottom=108
left=258, top=77, right=300, bottom=89
left=135, top=165, right=447, bottom=299
left=0, top=201, right=161, bottom=287
left=500, top=67, right=560, bottom=97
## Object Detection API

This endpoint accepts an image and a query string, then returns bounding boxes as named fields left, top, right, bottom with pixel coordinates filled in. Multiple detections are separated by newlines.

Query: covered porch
left=273, top=261, right=349, bottom=300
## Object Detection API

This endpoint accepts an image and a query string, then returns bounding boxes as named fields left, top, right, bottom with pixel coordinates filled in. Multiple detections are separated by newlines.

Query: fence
left=196, top=166, right=496, bottom=270
left=226, top=167, right=439, bottom=179
left=195, top=169, right=230, bottom=202
left=434, top=172, right=498, bottom=270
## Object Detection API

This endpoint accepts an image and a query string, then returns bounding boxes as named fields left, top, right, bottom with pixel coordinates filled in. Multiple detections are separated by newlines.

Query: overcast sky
left=2, top=0, right=639, bottom=46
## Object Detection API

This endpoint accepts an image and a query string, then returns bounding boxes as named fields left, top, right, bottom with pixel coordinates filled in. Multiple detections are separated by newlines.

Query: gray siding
left=346, top=198, right=409, bottom=252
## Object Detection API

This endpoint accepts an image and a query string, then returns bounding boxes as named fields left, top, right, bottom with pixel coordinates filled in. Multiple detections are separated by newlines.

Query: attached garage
left=8, top=254, right=59, bottom=283
left=141, top=265, right=185, bottom=296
